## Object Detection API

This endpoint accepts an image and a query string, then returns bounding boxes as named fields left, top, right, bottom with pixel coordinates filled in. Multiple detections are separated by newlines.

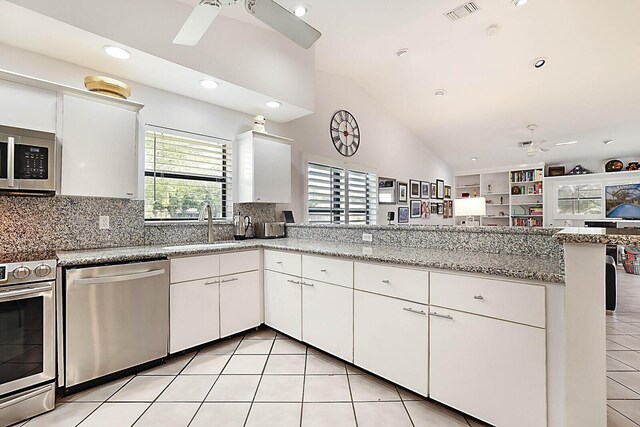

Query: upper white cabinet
left=0, top=80, right=57, bottom=133
left=233, top=131, right=292, bottom=203
left=61, top=95, right=138, bottom=199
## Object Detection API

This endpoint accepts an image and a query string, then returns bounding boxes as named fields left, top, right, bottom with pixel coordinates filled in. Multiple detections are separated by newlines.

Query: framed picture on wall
left=448, top=200, right=453, bottom=216
left=444, top=185, right=452, bottom=199
left=437, top=202, right=444, bottom=215
left=378, top=178, right=397, bottom=204
left=421, top=201, right=430, bottom=219
left=410, top=200, right=421, bottom=218
left=436, top=179, right=445, bottom=199
left=398, top=206, right=409, bottom=223
left=431, top=203, right=438, bottom=214
left=397, top=182, right=408, bottom=204
left=409, top=180, right=421, bottom=199
left=420, top=181, right=430, bottom=199
left=430, top=182, right=437, bottom=198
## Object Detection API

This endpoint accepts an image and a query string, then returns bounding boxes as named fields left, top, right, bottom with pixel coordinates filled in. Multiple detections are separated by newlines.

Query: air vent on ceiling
left=445, top=1, right=480, bottom=21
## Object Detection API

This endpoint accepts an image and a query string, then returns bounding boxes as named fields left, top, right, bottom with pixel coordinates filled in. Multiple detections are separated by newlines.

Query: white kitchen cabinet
left=354, top=290, right=428, bottom=395
left=220, top=270, right=261, bottom=338
left=0, top=80, right=57, bottom=133
left=302, top=254, right=353, bottom=287
left=264, top=270, right=301, bottom=340
left=61, top=95, right=138, bottom=198
left=171, top=254, right=220, bottom=284
left=233, top=131, right=291, bottom=203
left=430, top=307, right=547, bottom=427
left=302, top=279, right=353, bottom=362
left=170, top=278, right=220, bottom=353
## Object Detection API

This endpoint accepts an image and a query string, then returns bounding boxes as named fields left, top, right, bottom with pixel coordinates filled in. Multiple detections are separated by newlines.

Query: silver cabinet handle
left=403, top=307, right=426, bottom=316
left=221, top=277, right=239, bottom=283
left=320, top=269, right=327, bottom=272
left=301, top=281, right=315, bottom=287
left=429, top=312, right=454, bottom=320
left=204, top=281, right=219, bottom=286
left=287, top=279, right=300, bottom=285
left=7, top=136, right=15, bottom=188
left=73, top=269, right=165, bottom=285
left=474, top=295, right=484, bottom=300
left=382, top=280, right=390, bottom=284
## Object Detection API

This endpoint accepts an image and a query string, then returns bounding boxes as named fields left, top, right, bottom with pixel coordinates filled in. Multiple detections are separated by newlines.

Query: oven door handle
left=0, top=284, right=52, bottom=300
left=7, top=136, right=15, bottom=188
left=72, top=269, right=166, bottom=286
left=0, top=385, right=51, bottom=410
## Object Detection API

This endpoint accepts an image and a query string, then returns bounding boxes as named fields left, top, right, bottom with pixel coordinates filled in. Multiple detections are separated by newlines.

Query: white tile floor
left=16, top=327, right=489, bottom=426
left=608, top=267, right=640, bottom=426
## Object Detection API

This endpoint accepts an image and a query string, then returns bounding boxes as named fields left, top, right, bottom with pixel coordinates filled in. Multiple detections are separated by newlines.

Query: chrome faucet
left=199, top=204, right=214, bottom=243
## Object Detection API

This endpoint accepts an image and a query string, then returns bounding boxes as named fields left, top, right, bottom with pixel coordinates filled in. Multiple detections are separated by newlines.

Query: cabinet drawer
left=430, top=272, right=545, bottom=328
left=355, top=262, right=428, bottom=303
left=220, top=250, right=260, bottom=276
left=170, top=254, right=220, bottom=283
left=264, top=250, right=301, bottom=276
left=302, top=255, right=353, bottom=287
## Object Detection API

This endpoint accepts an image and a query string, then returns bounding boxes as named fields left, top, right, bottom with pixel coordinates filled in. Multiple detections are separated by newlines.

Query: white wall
left=279, top=70, right=454, bottom=225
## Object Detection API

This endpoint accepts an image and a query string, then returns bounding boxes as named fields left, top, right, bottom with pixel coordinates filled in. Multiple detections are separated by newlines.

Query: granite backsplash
left=0, top=195, right=277, bottom=253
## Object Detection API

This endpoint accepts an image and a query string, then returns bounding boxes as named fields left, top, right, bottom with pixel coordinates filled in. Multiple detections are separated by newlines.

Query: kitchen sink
left=163, top=242, right=242, bottom=251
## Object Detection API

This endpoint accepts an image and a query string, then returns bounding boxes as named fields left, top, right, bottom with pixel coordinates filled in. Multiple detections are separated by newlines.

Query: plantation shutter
left=307, top=162, right=346, bottom=224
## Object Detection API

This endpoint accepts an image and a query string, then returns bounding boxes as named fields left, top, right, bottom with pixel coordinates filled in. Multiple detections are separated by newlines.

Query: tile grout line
left=186, top=336, right=242, bottom=427
left=609, top=403, right=640, bottom=426
left=242, top=331, right=277, bottom=427
left=71, top=374, right=138, bottom=426
left=397, top=387, right=416, bottom=427
left=345, top=364, right=359, bottom=427
left=298, top=343, right=309, bottom=427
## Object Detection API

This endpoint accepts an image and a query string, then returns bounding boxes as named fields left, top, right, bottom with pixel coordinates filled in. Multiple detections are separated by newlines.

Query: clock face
left=330, top=110, right=360, bottom=157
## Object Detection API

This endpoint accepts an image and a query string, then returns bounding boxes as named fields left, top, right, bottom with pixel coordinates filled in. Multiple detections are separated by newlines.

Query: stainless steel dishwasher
left=63, top=260, right=169, bottom=388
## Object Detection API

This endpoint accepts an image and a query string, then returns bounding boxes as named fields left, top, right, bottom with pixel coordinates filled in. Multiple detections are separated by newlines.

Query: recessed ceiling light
left=471, top=157, right=478, bottom=161
left=104, top=45, right=131, bottom=60
left=200, top=79, right=219, bottom=89
left=435, top=89, right=447, bottom=97
left=292, top=6, right=308, bottom=17
left=604, top=139, right=614, bottom=145
left=486, top=25, right=500, bottom=36
left=513, top=0, right=528, bottom=6
left=532, top=57, right=547, bottom=68
left=396, top=48, right=409, bottom=57
left=266, top=101, right=282, bottom=108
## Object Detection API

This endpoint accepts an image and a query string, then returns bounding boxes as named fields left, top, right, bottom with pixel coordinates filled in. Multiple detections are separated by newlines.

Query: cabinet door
left=354, top=291, right=428, bottom=395
left=253, top=137, right=291, bottom=203
left=264, top=270, right=301, bottom=340
left=0, top=80, right=57, bottom=132
left=220, top=271, right=261, bottom=338
left=170, top=279, right=220, bottom=353
left=302, top=279, right=353, bottom=362
left=430, top=308, right=547, bottom=427
left=61, top=95, right=137, bottom=198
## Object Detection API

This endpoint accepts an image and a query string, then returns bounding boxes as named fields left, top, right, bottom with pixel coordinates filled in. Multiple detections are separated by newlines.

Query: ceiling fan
left=509, top=124, right=578, bottom=157
left=173, top=0, right=321, bottom=49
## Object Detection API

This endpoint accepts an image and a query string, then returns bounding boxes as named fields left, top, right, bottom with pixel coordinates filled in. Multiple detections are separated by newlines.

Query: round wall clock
left=330, top=110, right=360, bottom=157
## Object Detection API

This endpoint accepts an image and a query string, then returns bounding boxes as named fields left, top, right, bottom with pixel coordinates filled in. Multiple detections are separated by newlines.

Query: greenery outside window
left=556, top=183, right=602, bottom=217
left=145, top=128, right=232, bottom=220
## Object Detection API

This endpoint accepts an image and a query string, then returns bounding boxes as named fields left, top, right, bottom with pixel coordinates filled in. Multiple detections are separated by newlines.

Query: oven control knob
left=35, top=264, right=52, bottom=277
left=13, top=266, right=31, bottom=279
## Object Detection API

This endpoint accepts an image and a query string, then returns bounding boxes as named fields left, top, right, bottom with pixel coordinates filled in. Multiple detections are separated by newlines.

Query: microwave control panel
left=0, top=265, right=6, bottom=282
left=17, top=145, right=49, bottom=180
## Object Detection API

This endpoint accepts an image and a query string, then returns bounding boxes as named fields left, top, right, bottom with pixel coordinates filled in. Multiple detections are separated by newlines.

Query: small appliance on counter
left=255, top=222, right=286, bottom=239
left=234, top=213, right=253, bottom=240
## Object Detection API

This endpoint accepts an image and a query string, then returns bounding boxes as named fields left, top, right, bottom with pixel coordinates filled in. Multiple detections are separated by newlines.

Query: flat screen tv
left=606, top=184, right=640, bottom=220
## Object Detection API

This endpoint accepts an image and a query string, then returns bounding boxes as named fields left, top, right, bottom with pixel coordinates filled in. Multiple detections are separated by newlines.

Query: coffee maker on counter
left=234, top=213, right=253, bottom=240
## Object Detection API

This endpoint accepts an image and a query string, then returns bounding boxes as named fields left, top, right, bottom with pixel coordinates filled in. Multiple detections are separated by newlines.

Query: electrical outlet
left=99, top=216, right=110, bottom=230
left=362, top=233, right=373, bottom=243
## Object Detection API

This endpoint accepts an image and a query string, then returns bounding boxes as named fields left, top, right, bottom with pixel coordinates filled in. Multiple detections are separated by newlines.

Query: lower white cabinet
left=264, top=270, right=302, bottom=340
left=429, top=307, right=547, bottom=427
left=354, top=290, right=428, bottom=395
left=170, top=278, right=220, bottom=353
left=302, top=279, right=353, bottom=362
left=220, top=271, right=261, bottom=338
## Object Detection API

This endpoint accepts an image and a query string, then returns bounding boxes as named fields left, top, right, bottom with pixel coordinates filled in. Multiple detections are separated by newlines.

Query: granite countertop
left=288, top=223, right=562, bottom=235
left=56, top=238, right=565, bottom=283
left=556, top=227, right=640, bottom=245
left=0, top=250, right=58, bottom=264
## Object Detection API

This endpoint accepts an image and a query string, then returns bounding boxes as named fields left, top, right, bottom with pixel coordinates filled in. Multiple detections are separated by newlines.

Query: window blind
left=348, top=170, right=378, bottom=224
left=144, top=129, right=232, bottom=220
left=307, top=162, right=346, bottom=224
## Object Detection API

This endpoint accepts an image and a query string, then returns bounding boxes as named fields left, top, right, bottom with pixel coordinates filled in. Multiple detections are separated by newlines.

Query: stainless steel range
left=0, top=256, right=56, bottom=426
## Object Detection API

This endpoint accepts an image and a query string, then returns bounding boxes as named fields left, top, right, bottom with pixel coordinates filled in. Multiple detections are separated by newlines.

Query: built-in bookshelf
left=455, top=165, right=545, bottom=227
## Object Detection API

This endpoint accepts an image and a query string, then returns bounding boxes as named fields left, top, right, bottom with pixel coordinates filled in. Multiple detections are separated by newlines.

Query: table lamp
left=454, top=197, right=486, bottom=226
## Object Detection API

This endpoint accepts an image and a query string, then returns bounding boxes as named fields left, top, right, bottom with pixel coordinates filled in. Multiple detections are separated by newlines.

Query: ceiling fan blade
left=245, top=0, right=321, bottom=49
left=540, top=147, right=551, bottom=152
left=173, top=1, right=221, bottom=46
left=527, top=150, right=539, bottom=157
left=554, top=140, right=578, bottom=146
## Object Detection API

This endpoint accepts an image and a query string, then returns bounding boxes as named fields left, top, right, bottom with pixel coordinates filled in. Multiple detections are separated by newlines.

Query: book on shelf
left=512, top=216, right=543, bottom=227
left=510, top=169, right=543, bottom=183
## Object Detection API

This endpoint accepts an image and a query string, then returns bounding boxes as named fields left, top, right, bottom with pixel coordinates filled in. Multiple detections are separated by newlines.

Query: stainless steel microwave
left=0, top=125, right=56, bottom=195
